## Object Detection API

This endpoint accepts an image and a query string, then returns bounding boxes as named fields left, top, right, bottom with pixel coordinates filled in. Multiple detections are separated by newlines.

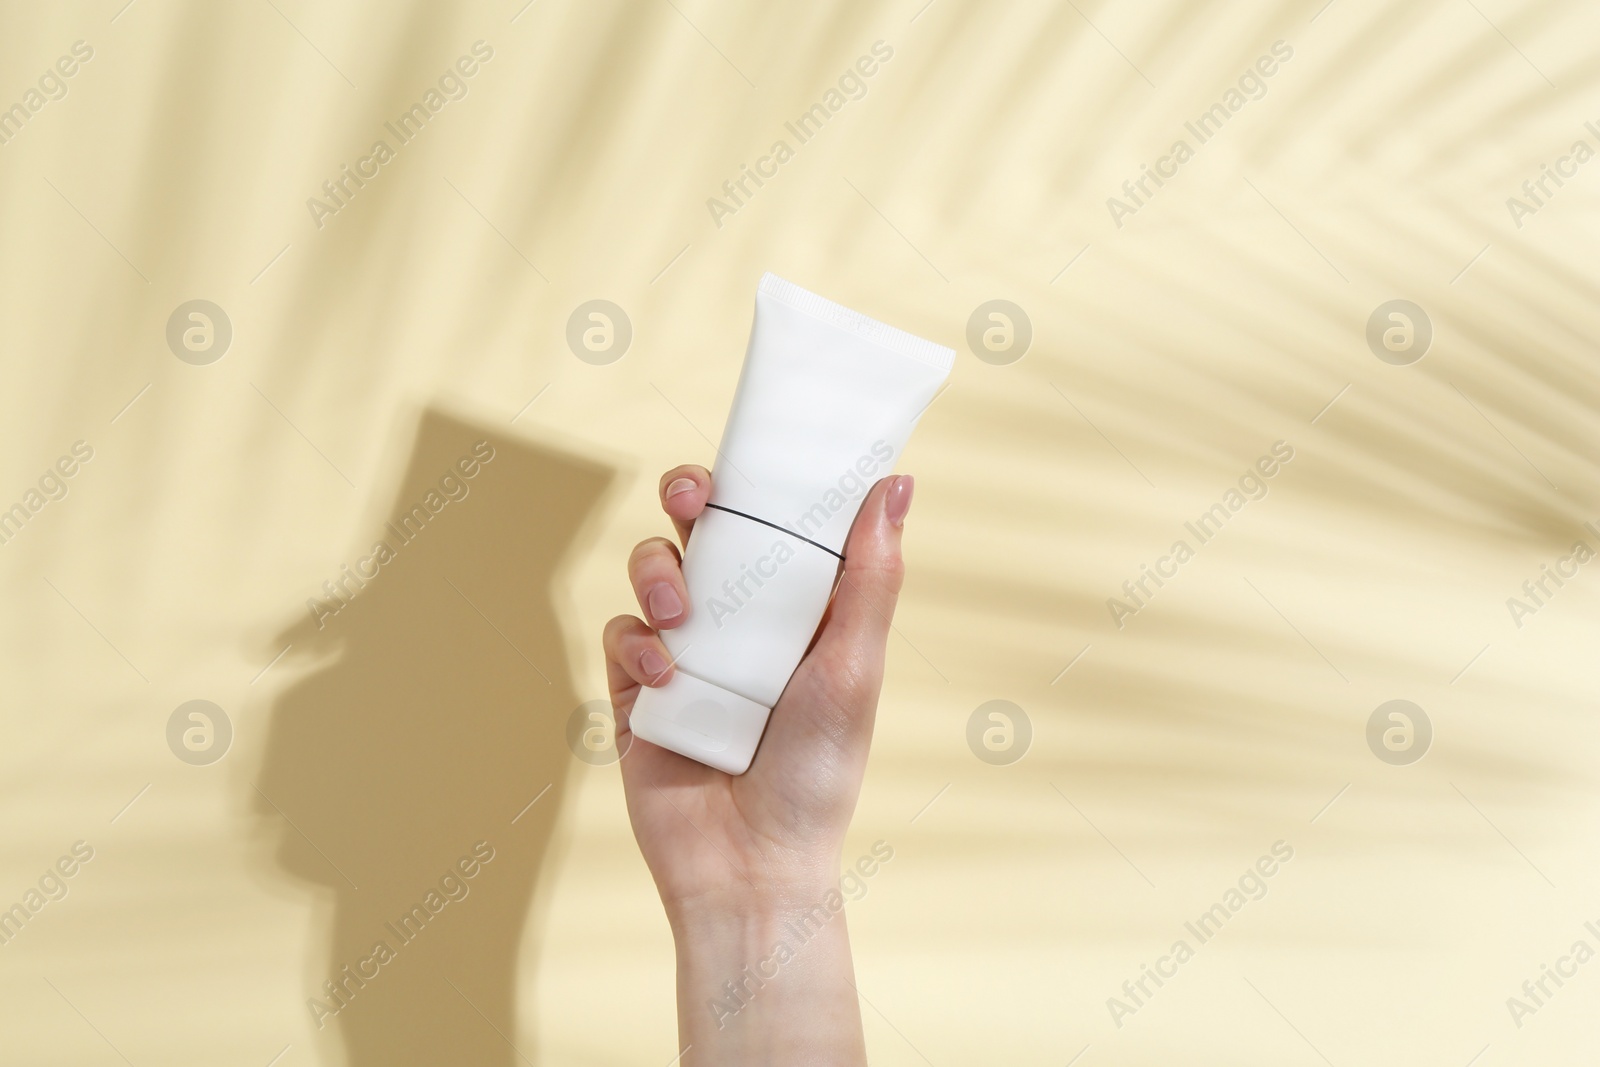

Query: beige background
left=1, top=0, right=1596, bottom=1063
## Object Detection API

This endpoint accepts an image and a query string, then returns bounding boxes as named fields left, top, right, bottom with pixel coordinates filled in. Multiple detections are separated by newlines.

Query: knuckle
left=602, top=614, right=643, bottom=646
left=628, top=537, right=678, bottom=567
left=851, top=553, right=905, bottom=595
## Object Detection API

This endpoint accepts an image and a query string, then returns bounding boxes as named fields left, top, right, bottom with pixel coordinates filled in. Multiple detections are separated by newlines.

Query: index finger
left=658, top=464, right=711, bottom=547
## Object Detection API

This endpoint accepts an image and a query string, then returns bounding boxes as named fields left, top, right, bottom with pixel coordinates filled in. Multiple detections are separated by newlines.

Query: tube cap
left=627, top=671, right=772, bottom=776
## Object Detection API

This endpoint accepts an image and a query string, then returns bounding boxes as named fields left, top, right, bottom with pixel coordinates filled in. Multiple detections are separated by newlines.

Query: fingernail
left=648, top=583, right=684, bottom=623
left=885, top=475, right=914, bottom=528
left=664, top=477, right=697, bottom=499
left=641, top=647, right=669, bottom=681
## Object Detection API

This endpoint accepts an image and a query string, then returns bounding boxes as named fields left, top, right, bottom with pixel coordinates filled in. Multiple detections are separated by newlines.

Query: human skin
left=602, top=464, right=915, bottom=1065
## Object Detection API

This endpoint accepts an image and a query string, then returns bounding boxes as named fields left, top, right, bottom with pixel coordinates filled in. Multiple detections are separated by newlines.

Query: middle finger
left=629, top=536, right=689, bottom=629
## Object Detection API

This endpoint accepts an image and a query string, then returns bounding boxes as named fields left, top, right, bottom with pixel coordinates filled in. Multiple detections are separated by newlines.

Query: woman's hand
left=602, top=465, right=914, bottom=1064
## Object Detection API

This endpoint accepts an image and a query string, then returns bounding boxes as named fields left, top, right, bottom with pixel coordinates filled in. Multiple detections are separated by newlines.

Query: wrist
left=665, top=877, right=841, bottom=942
left=667, top=879, right=866, bottom=1064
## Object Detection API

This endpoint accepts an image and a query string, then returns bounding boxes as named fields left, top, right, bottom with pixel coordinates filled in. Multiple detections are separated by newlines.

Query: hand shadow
left=252, top=406, right=615, bottom=1066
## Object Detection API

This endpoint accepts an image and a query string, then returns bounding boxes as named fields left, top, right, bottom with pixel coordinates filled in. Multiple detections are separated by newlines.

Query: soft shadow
left=253, top=406, right=615, bottom=1066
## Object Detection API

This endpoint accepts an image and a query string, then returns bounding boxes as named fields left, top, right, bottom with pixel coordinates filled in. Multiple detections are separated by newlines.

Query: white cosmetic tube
left=628, top=274, right=953, bottom=774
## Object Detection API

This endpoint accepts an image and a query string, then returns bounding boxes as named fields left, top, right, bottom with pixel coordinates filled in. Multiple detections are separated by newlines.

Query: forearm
left=669, top=885, right=866, bottom=1065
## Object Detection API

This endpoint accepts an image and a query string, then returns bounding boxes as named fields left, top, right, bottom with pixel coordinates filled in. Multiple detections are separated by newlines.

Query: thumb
left=811, top=475, right=914, bottom=668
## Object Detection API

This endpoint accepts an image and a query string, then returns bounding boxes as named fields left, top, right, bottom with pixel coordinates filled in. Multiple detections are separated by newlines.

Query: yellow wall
left=1, top=0, right=1595, bottom=1063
